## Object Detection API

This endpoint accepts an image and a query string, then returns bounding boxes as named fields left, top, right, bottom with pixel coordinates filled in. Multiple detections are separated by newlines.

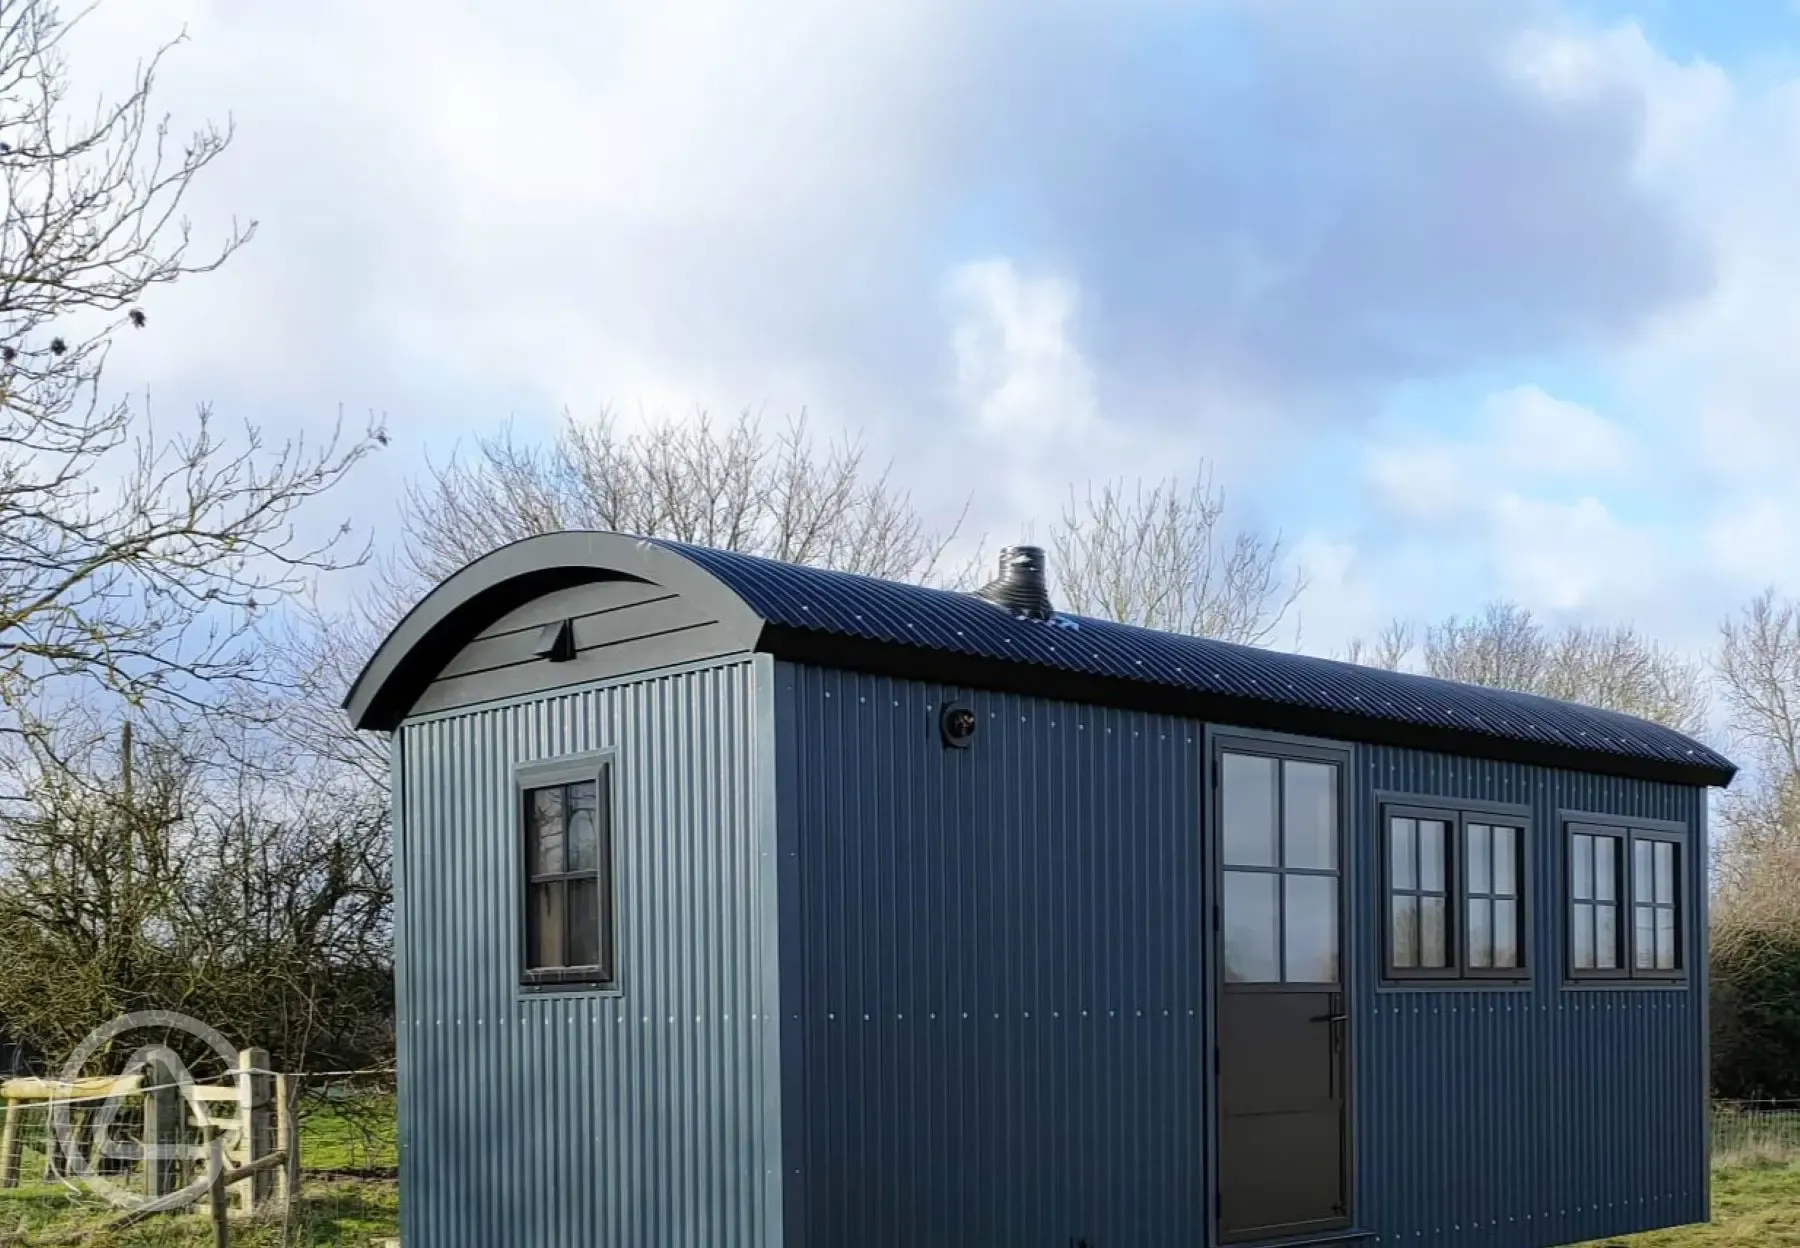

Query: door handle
left=1311, top=1013, right=1348, bottom=1024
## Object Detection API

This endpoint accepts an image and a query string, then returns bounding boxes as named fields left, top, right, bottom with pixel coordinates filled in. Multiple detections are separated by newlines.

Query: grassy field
left=6, top=1099, right=1800, bottom=1246
left=0, top=1093, right=399, bottom=1247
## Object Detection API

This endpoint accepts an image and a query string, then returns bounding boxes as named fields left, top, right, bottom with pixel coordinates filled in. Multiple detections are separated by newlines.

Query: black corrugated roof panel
left=665, top=539, right=1737, bottom=788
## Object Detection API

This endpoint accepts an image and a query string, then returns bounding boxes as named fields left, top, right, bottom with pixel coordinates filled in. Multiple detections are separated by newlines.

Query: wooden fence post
left=0, top=1096, right=20, bottom=1188
left=206, top=1128, right=230, bottom=1248
left=142, top=1057, right=180, bottom=1200
left=272, top=1074, right=300, bottom=1218
left=235, top=1048, right=274, bottom=1215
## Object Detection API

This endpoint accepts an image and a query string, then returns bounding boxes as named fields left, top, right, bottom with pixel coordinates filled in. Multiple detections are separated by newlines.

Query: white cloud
left=1363, top=386, right=1636, bottom=524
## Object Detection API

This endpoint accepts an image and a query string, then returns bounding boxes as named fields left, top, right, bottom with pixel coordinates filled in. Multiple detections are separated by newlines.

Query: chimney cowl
left=972, top=544, right=1054, bottom=621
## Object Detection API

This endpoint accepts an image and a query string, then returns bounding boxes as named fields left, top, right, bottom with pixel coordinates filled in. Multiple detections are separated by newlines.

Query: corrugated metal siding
left=774, top=662, right=1208, bottom=1248
left=775, top=664, right=1710, bottom=1248
left=394, top=659, right=780, bottom=1248
left=1354, top=746, right=1710, bottom=1248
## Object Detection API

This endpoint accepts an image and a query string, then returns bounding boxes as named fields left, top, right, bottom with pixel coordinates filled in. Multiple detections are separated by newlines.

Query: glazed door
left=1213, top=743, right=1350, bottom=1243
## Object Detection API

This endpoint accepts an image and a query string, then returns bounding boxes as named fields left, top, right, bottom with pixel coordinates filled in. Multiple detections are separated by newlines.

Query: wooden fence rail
left=0, top=1044, right=299, bottom=1241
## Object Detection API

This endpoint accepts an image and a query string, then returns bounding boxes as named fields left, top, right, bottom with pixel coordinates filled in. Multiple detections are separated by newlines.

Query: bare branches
left=0, top=1, right=383, bottom=737
left=1046, top=468, right=1304, bottom=645
left=0, top=714, right=393, bottom=1071
left=1343, top=601, right=1709, bottom=735
left=380, top=406, right=965, bottom=624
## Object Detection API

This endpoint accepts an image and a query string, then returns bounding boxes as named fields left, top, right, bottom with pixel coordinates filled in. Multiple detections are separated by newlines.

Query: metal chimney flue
left=973, top=544, right=1054, bottom=621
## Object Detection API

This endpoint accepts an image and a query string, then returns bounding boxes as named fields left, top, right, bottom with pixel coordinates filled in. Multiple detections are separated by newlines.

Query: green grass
left=1577, top=1158, right=1800, bottom=1246
left=0, top=1094, right=399, bottom=1246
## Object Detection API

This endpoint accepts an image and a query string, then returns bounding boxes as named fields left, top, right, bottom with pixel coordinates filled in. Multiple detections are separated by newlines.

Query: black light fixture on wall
left=940, top=699, right=976, bottom=749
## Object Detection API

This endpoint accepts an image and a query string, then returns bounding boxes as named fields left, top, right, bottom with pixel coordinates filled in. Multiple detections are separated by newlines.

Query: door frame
left=1203, top=726, right=1358, bottom=1246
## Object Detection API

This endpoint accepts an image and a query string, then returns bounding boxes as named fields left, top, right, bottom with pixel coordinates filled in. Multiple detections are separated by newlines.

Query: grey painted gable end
left=345, top=531, right=1737, bottom=788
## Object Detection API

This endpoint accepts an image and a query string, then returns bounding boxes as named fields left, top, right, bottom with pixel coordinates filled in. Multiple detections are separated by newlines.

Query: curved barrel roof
left=345, top=531, right=1737, bottom=788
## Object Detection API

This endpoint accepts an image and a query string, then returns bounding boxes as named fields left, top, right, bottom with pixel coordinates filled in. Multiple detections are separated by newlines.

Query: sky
left=58, top=0, right=1800, bottom=667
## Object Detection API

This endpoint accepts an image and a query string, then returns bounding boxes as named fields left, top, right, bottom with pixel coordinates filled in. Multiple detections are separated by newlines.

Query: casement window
left=519, top=758, right=617, bottom=989
left=1382, top=802, right=1529, bottom=983
left=1566, top=821, right=1685, bottom=982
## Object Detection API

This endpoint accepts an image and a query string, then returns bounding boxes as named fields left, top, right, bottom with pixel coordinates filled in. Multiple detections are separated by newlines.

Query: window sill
left=515, top=984, right=623, bottom=1002
left=1375, top=978, right=1532, bottom=994
left=1561, top=978, right=1689, bottom=992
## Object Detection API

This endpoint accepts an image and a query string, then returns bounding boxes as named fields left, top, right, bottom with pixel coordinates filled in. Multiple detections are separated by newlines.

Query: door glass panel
left=1391, top=895, right=1419, bottom=968
left=1284, top=874, right=1338, bottom=983
left=1223, top=869, right=1280, bottom=982
left=1283, top=761, right=1337, bottom=869
left=1222, top=754, right=1279, bottom=867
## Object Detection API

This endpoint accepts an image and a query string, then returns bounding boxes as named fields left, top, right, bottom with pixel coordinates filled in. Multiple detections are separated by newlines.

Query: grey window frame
left=516, top=752, right=619, bottom=992
left=1377, top=795, right=1531, bottom=986
left=1563, top=815, right=1687, bottom=985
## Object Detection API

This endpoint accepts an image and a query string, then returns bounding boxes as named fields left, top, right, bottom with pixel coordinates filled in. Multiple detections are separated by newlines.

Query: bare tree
left=1046, top=469, right=1305, bottom=644
left=1341, top=620, right=1413, bottom=671
left=1342, top=602, right=1708, bottom=734
left=379, top=406, right=967, bottom=623
left=0, top=712, right=392, bottom=1072
left=1717, top=589, right=1800, bottom=778
left=0, top=1, right=382, bottom=753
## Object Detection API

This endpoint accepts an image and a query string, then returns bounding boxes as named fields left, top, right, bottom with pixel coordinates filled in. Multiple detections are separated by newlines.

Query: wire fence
left=0, top=1069, right=398, bottom=1246
left=1712, top=1098, right=1800, bottom=1165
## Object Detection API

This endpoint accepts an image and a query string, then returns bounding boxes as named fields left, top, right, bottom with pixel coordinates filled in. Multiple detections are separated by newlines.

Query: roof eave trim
left=753, top=624, right=1738, bottom=790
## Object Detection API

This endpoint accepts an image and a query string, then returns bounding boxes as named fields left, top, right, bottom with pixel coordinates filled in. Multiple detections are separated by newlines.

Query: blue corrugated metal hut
left=347, top=531, right=1737, bottom=1248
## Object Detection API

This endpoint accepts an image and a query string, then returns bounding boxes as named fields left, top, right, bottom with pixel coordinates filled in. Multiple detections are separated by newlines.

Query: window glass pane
left=1571, top=835, right=1593, bottom=902
left=1222, top=869, right=1280, bottom=982
left=1655, top=841, right=1676, bottom=905
left=567, top=878, right=601, bottom=968
left=1468, top=824, right=1492, bottom=895
left=1634, top=841, right=1654, bottom=907
left=1284, top=874, right=1337, bottom=983
left=567, top=782, right=601, bottom=872
left=532, top=787, right=566, bottom=875
left=1282, top=761, right=1337, bottom=869
left=1594, top=836, right=1617, bottom=902
left=532, top=880, right=565, bottom=969
left=1492, top=826, right=1517, bottom=897
left=1573, top=902, right=1595, bottom=969
left=1467, top=898, right=1493, bottom=968
left=1595, top=903, right=1618, bottom=969
left=1493, top=900, right=1519, bottom=969
left=1656, top=908, right=1677, bottom=970
left=1634, top=904, right=1656, bottom=970
left=1421, top=896, right=1449, bottom=969
left=1390, top=818, right=1417, bottom=891
left=1221, top=754, right=1279, bottom=868
left=1391, top=895, right=1419, bottom=969
left=1419, top=820, right=1447, bottom=893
